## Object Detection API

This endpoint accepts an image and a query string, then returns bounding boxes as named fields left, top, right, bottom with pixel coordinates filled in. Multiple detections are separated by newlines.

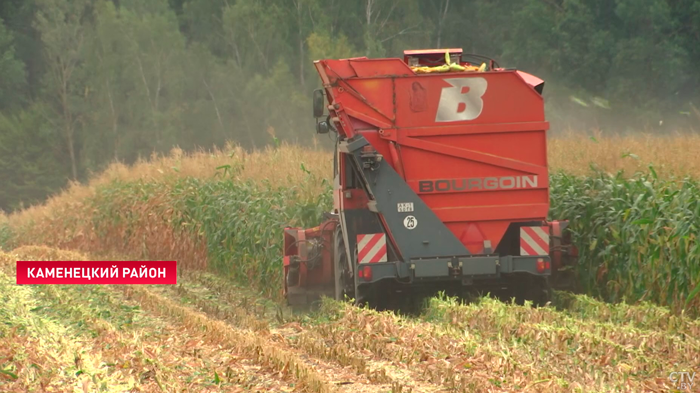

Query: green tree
left=33, top=0, right=91, bottom=181
left=0, top=0, right=43, bottom=101
left=2, top=0, right=700, bottom=210
left=0, top=17, right=27, bottom=110
left=0, top=104, right=68, bottom=212
left=222, top=0, right=291, bottom=74
left=179, top=42, right=233, bottom=148
left=81, top=0, right=132, bottom=168
left=607, top=0, right=689, bottom=113
left=118, top=0, right=188, bottom=155
left=181, top=0, right=227, bottom=58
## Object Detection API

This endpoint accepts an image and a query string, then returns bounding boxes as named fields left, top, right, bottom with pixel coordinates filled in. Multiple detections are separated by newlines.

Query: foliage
left=0, top=215, right=10, bottom=250
left=5, top=140, right=700, bottom=314
left=0, top=104, right=69, bottom=211
left=549, top=166, right=700, bottom=315
left=77, top=163, right=699, bottom=312
left=0, top=0, right=700, bottom=209
left=33, top=0, right=92, bottom=181
left=62, top=164, right=331, bottom=299
left=0, top=15, right=26, bottom=110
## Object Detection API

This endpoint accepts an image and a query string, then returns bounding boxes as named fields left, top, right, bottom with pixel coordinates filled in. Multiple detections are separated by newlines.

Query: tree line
left=1, top=0, right=699, bottom=211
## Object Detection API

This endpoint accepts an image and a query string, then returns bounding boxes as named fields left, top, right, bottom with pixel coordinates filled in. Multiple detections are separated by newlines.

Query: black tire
left=551, top=268, right=580, bottom=293
left=352, top=246, right=379, bottom=309
left=532, top=276, right=553, bottom=307
left=512, top=274, right=552, bottom=307
left=333, top=228, right=354, bottom=301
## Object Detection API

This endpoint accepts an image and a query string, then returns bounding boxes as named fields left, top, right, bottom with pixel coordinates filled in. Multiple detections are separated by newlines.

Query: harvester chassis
left=282, top=48, right=578, bottom=311
left=284, top=134, right=565, bottom=309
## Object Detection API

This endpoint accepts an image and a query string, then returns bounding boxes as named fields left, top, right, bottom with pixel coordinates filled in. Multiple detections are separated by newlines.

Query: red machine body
left=317, top=49, right=547, bottom=255
left=283, top=48, right=578, bottom=308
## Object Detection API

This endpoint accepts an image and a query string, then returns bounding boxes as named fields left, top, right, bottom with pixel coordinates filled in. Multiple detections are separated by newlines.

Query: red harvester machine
left=283, top=49, right=578, bottom=309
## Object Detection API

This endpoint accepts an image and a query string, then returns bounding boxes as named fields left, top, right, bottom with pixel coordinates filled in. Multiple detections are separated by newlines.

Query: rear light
left=536, top=258, right=550, bottom=273
left=358, top=265, right=373, bottom=281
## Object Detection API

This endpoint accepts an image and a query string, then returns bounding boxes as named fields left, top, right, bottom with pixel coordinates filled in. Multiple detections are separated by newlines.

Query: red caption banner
left=16, top=261, right=177, bottom=285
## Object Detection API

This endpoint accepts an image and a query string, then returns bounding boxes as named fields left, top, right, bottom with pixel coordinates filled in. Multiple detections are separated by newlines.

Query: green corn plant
left=549, top=165, right=700, bottom=317
left=0, top=219, right=12, bottom=250
left=17, top=152, right=698, bottom=314
left=84, top=175, right=331, bottom=299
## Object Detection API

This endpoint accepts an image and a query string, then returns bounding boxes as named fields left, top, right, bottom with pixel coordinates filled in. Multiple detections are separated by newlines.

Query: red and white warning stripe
left=357, top=233, right=388, bottom=263
left=520, top=226, right=550, bottom=256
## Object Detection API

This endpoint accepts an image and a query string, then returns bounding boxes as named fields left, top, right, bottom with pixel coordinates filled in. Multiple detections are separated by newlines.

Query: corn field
left=3, top=142, right=700, bottom=315
left=2, top=139, right=700, bottom=392
left=549, top=168, right=700, bottom=315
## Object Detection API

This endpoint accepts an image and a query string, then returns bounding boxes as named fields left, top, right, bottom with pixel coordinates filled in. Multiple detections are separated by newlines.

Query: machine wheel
left=352, top=246, right=376, bottom=309
left=551, top=267, right=579, bottom=293
left=333, top=228, right=354, bottom=301
left=531, top=276, right=553, bottom=307
left=512, top=274, right=552, bottom=307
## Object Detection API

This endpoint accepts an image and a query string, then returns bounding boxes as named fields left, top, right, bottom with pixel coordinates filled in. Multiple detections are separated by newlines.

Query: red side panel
left=317, top=57, right=550, bottom=254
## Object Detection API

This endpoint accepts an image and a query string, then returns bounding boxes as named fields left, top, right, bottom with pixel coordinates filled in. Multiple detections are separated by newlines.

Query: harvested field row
left=151, top=270, right=440, bottom=393
left=2, top=246, right=698, bottom=392
left=0, top=246, right=312, bottom=392
left=0, top=246, right=436, bottom=393
left=150, top=268, right=700, bottom=393
left=313, top=299, right=696, bottom=392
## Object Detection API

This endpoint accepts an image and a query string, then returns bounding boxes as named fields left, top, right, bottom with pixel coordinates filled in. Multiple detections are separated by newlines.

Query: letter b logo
left=435, top=77, right=487, bottom=122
